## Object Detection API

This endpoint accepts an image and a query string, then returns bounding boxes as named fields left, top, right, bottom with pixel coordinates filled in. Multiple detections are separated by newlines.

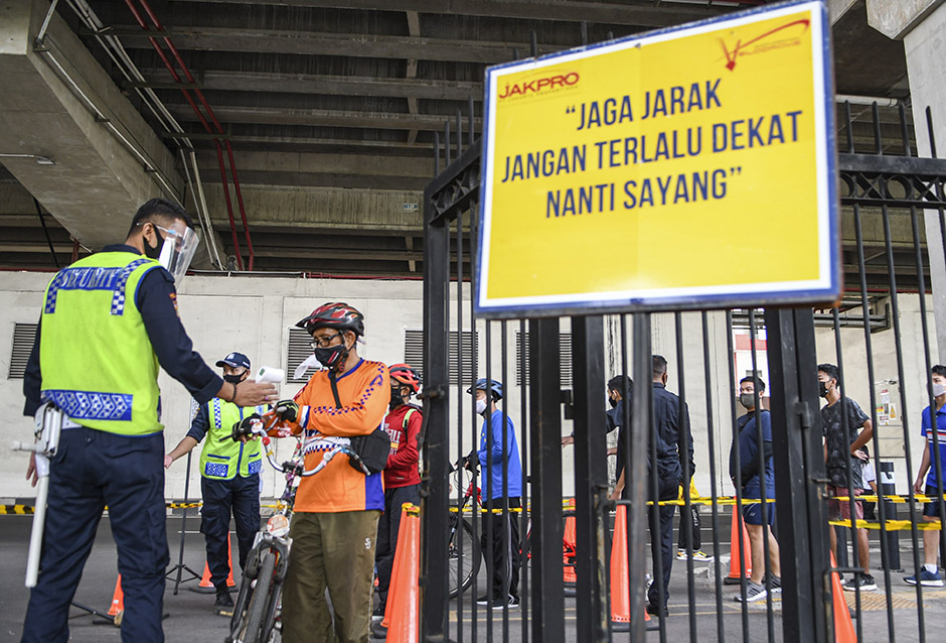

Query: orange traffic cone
left=377, top=503, right=413, bottom=637
left=108, top=575, right=124, bottom=615
left=563, top=515, right=577, bottom=593
left=387, top=504, right=421, bottom=643
left=830, top=552, right=857, bottom=642
left=107, top=575, right=124, bottom=626
left=723, top=508, right=752, bottom=585
left=610, top=506, right=655, bottom=632
left=611, top=505, right=632, bottom=632
left=193, top=532, right=237, bottom=593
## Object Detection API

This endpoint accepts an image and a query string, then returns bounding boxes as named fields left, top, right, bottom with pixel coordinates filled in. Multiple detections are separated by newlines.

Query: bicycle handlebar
left=224, top=415, right=370, bottom=476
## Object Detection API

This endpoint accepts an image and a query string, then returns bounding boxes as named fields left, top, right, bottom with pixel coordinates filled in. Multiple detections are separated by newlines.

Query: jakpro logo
left=498, top=72, right=580, bottom=100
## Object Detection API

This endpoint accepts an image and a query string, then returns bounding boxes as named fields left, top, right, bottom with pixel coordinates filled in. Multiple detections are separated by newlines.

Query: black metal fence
left=418, top=65, right=946, bottom=643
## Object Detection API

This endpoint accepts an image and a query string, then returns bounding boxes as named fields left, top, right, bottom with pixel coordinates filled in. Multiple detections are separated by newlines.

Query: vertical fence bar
left=748, top=309, right=776, bottom=639
left=455, top=212, right=465, bottom=643
left=764, top=307, right=830, bottom=643
left=420, top=185, right=450, bottom=643
left=701, top=312, right=726, bottom=642
left=518, top=318, right=530, bottom=643
left=726, top=310, right=751, bottom=642
left=485, top=320, right=495, bottom=638
left=628, top=313, right=653, bottom=642
left=881, top=203, right=928, bottom=638
left=571, top=314, right=608, bottom=642
left=527, top=317, right=565, bottom=643
left=674, top=312, right=697, bottom=642
left=852, top=204, right=897, bottom=640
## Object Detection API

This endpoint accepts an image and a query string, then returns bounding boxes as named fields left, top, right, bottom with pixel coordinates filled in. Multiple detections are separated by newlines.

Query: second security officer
left=165, top=352, right=268, bottom=615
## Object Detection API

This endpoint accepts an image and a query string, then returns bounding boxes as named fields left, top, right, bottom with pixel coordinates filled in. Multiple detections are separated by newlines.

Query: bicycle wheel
left=448, top=515, right=480, bottom=599
left=242, top=549, right=277, bottom=643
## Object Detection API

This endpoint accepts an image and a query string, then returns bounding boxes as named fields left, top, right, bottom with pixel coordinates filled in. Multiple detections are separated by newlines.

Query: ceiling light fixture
left=0, top=153, right=56, bottom=165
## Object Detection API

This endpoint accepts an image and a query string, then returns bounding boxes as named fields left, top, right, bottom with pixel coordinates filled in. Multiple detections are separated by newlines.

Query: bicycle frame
left=227, top=416, right=365, bottom=643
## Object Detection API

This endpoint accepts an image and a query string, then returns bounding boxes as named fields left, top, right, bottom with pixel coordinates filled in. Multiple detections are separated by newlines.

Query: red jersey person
left=269, top=302, right=389, bottom=643
left=372, top=364, right=423, bottom=627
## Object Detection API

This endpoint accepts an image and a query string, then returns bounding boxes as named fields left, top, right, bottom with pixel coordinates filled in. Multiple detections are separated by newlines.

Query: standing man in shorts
left=904, top=365, right=946, bottom=587
left=730, top=376, right=781, bottom=602
left=818, top=363, right=876, bottom=591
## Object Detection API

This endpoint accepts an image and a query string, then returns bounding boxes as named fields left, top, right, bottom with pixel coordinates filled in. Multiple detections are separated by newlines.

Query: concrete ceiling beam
left=148, top=0, right=726, bottom=27
left=165, top=104, right=480, bottom=131
left=201, top=184, right=422, bottom=234
left=133, top=70, right=482, bottom=101
left=108, top=26, right=563, bottom=63
left=195, top=150, right=433, bottom=178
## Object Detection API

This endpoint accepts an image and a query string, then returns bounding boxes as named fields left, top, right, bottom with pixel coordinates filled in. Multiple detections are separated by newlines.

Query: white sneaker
left=734, top=581, right=767, bottom=603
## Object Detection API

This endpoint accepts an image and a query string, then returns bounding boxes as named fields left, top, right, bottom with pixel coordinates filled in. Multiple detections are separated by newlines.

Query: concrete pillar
left=866, top=0, right=946, bottom=364
left=0, top=0, right=184, bottom=249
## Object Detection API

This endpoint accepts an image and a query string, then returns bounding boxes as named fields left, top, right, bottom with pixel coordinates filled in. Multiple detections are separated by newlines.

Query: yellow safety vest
left=199, top=398, right=268, bottom=480
left=39, top=252, right=162, bottom=436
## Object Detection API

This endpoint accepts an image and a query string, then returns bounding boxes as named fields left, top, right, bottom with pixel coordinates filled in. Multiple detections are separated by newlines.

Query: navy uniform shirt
left=23, top=244, right=224, bottom=418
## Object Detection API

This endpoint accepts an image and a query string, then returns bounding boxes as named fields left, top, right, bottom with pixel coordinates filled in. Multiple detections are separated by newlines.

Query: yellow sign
left=475, top=0, right=838, bottom=317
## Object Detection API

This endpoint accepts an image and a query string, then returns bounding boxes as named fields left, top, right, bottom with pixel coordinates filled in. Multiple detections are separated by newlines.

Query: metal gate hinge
left=794, top=400, right=812, bottom=430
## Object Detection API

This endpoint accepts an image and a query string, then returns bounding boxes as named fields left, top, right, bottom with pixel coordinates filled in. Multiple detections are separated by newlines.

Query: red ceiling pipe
left=121, top=0, right=253, bottom=270
left=133, top=0, right=255, bottom=270
left=215, top=141, right=244, bottom=270
left=223, top=141, right=254, bottom=271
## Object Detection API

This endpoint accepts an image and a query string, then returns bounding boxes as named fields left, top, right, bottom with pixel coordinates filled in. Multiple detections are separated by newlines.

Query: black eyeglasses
left=309, top=332, right=343, bottom=349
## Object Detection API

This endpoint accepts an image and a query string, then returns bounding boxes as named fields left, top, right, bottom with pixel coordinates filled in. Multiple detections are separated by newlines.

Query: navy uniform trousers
left=22, top=427, right=169, bottom=643
left=200, top=474, right=261, bottom=590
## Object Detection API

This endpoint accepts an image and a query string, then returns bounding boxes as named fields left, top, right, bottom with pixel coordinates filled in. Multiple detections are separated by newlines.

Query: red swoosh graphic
left=720, top=19, right=810, bottom=70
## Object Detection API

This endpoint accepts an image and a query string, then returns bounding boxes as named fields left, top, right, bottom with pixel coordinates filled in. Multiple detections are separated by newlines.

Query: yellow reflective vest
left=39, top=252, right=162, bottom=436
left=199, top=398, right=268, bottom=480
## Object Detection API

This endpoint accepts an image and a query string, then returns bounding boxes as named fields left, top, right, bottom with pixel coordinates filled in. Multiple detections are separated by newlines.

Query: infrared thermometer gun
left=256, top=366, right=285, bottom=384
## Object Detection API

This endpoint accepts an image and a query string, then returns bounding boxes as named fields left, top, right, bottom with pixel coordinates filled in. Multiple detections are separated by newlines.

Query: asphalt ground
left=1, top=514, right=945, bottom=642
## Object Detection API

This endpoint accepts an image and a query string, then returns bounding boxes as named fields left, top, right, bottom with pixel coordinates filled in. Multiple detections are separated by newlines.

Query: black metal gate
left=418, top=88, right=946, bottom=643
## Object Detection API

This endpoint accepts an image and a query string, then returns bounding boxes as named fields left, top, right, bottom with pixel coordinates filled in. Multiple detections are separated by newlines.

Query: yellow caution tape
left=829, top=519, right=942, bottom=531
left=0, top=505, right=35, bottom=515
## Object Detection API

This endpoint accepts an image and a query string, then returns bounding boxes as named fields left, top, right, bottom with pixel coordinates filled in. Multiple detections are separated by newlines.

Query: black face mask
left=223, top=373, right=245, bottom=385
left=389, top=390, right=404, bottom=411
left=608, top=396, right=618, bottom=408
left=819, top=381, right=830, bottom=398
left=315, top=344, right=349, bottom=371
left=144, top=225, right=164, bottom=260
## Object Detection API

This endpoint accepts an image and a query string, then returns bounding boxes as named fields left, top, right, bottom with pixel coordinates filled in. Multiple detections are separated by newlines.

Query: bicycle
left=448, top=461, right=482, bottom=599
left=224, top=415, right=368, bottom=643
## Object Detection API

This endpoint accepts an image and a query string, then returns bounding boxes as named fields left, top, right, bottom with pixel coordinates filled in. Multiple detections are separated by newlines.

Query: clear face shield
left=156, top=225, right=200, bottom=283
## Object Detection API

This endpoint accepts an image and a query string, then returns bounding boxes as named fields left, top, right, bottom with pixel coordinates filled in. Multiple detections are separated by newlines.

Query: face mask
left=739, top=393, right=755, bottom=409
left=933, top=383, right=946, bottom=398
left=818, top=381, right=829, bottom=398
left=223, top=373, right=244, bottom=385
left=475, top=399, right=487, bottom=415
left=608, top=396, right=618, bottom=408
left=389, top=388, right=404, bottom=410
left=144, top=225, right=164, bottom=260
left=314, top=344, right=349, bottom=371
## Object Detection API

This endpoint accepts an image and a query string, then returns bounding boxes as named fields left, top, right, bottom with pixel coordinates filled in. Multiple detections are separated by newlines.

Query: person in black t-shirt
left=818, top=363, right=876, bottom=592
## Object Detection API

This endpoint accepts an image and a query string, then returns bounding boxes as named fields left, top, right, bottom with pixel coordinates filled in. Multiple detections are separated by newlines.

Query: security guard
left=21, top=199, right=277, bottom=643
left=165, top=351, right=268, bottom=615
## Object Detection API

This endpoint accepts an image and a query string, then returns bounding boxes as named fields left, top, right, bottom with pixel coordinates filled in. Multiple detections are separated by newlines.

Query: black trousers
left=200, top=474, right=261, bottom=591
left=677, top=504, right=702, bottom=551
left=481, top=497, right=521, bottom=600
left=22, top=428, right=169, bottom=643
left=647, top=481, right=678, bottom=610
left=375, top=484, right=421, bottom=607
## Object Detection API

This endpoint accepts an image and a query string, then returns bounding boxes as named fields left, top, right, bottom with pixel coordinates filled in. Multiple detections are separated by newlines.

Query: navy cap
left=215, top=352, right=251, bottom=370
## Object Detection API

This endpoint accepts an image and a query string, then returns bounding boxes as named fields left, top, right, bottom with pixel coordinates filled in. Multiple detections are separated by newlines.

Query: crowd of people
left=17, top=198, right=946, bottom=641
